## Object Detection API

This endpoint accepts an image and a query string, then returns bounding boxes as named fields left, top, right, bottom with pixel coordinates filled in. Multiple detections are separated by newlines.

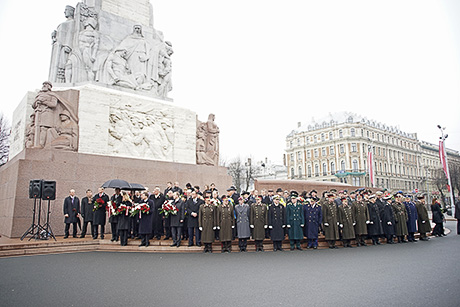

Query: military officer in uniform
left=415, top=194, right=431, bottom=241
left=250, top=195, right=268, bottom=252
left=381, top=195, right=396, bottom=244
left=322, top=193, right=340, bottom=249
left=352, top=192, right=370, bottom=246
left=303, top=198, right=322, bottom=249
left=235, top=197, right=251, bottom=252
left=199, top=197, right=216, bottom=253
left=404, top=197, right=418, bottom=242
left=268, top=195, right=286, bottom=251
left=338, top=198, right=356, bottom=248
left=286, top=191, right=304, bottom=251
left=392, top=193, right=409, bottom=243
left=217, top=195, right=235, bottom=253
left=367, top=195, right=383, bottom=245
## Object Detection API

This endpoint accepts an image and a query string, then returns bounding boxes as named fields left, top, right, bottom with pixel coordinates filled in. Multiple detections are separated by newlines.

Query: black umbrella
left=127, top=183, right=146, bottom=191
left=101, top=179, right=131, bottom=189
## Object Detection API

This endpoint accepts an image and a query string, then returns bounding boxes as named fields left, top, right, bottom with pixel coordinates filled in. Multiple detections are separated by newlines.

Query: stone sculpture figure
left=196, top=114, right=220, bottom=166
left=29, top=81, right=79, bottom=150
left=49, top=5, right=76, bottom=83
left=78, top=17, right=100, bottom=81
left=105, top=49, right=139, bottom=89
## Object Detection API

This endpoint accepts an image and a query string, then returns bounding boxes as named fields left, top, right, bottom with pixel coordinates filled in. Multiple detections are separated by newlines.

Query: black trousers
left=188, top=227, right=201, bottom=245
left=140, top=234, right=150, bottom=246
left=130, top=217, right=138, bottom=238
left=273, top=241, right=283, bottom=251
left=81, top=221, right=93, bottom=237
left=65, top=223, right=77, bottom=237
left=238, top=238, right=248, bottom=250
left=432, top=223, right=444, bottom=236
left=111, top=223, right=119, bottom=240
left=119, top=229, right=128, bottom=246
left=457, top=219, right=460, bottom=234
left=171, top=226, right=182, bottom=246
left=92, top=224, right=105, bottom=239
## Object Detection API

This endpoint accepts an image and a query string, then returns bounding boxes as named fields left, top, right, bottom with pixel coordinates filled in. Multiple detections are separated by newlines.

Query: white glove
left=324, top=223, right=329, bottom=227
left=387, top=222, right=392, bottom=226
left=213, top=227, right=217, bottom=230
left=217, top=226, right=220, bottom=230
left=339, top=224, right=344, bottom=228
left=264, top=225, right=268, bottom=229
left=269, top=226, right=273, bottom=229
left=337, top=222, right=340, bottom=226
left=250, top=225, right=254, bottom=229
left=422, top=221, right=426, bottom=224
left=370, top=221, right=374, bottom=225
left=366, top=221, right=370, bottom=224
left=353, top=222, right=356, bottom=226
left=282, top=225, right=286, bottom=228
left=287, top=225, right=291, bottom=228
left=232, top=226, right=235, bottom=228
left=300, top=224, right=304, bottom=228
left=199, top=227, right=203, bottom=231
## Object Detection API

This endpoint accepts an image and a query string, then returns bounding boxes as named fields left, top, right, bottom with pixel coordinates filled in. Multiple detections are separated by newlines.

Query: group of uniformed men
left=63, top=183, right=441, bottom=252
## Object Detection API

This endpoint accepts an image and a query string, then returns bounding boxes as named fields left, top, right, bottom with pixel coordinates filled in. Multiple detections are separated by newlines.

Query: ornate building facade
left=285, top=112, right=460, bottom=194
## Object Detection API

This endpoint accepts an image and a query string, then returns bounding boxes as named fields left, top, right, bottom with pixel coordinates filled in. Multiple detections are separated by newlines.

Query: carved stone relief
left=196, top=114, right=219, bottom=166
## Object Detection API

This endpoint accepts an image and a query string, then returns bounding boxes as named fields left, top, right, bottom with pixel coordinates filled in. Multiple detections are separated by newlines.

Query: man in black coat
left=63, top=189, right=80, bottom=238
left=110, top=188, right=122, bottom=242
left=149, top=187, right=165, bottom=239
left=170, top=191, right=185, bottom=247
left=381, top=196, right=396, bottom=244
left=92, top=187, right=110, bottom=239
left=185, top=190, right=204, bottom=246
left=80, top=189, right=93, bottom=238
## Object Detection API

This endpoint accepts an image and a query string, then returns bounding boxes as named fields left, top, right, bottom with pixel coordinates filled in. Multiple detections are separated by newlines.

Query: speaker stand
left=41, top=200, right=57, bottom=241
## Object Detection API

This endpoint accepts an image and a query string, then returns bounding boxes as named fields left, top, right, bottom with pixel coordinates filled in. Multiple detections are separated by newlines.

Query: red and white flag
left=439, top=140, right=451, bottom=191
left=368, top=150, right=375, bottom=187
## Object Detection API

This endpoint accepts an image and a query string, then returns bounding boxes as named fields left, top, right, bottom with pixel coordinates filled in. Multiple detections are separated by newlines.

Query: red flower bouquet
left=159, top=200, right=178, bottom=217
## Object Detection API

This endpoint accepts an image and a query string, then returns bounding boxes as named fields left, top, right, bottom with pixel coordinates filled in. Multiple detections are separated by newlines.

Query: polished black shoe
left=138, top=243, right=145, bottom=247
left=80, top=235, right=85, bottom=238
left=296, top=247, right=302, bottom=251
left=63, top=236, right=69, bottom=239
left=170, top=243, right=176, bottom=247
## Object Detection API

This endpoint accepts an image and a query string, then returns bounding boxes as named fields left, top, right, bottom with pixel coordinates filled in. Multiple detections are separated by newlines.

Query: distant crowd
left=62, top=181, right=460, bottom=252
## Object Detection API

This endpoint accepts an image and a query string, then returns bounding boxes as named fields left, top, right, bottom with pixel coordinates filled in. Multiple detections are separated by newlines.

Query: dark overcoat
left=250, top=203, right=268, bottom=240
left=303, top=203, right=322, bottom=239
left=217, top=204, right=234, bottom=241
left=415, top=201, right=431, bottom=233
left=286, top=202, right=304, bottom=240
left=185, top=197, right=203, bottom=228
left=170, top=199, right=185, bottom=227
left=63, top=196, right=80, bottom=223
left=392, top=202, right=408, bottom=236
left=138, top=199, right=154, bottom=235
left=322, top=201, right=340, bottom=240
left=110, top=194, right=122, bottom=224
left=150, top=193, right=165, bottom=231
left=117, top=200, right=132, bottom=230
left=404, top=201, right=418, bottom=233
left=367, top=201, right=383, bottom=236
left=381, top=202, right=395, bottom=236
left=92, top=193, right=109, bottom=225
left=431, top=202, right=444, bottom=224
left=268, top=204, right=285, bottom=241
left=80, top=196, right=93, bottom=222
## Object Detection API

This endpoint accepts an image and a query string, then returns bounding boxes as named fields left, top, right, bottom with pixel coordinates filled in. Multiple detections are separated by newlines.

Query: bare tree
left=449, top=162, right=460, bottom=197
left=225, top=156, right=261, bottom=192
left=433, top=168, right=448, bottom=208
left=0, top=113, right=10, bottom=167
left=226, top=157, right=244, bottom=192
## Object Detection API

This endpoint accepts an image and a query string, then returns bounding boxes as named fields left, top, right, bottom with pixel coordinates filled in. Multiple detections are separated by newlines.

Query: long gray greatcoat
left=392, top=201, right=408, bottom=236
left=63, top=196, right=80, bottom=224
left=235, top=203, right=251, bottom=239
left=268, top=204, right=285, bottom=241
left=250, top=203, right=268, bottom=240
left=217, top=203, right=234, bottom=241
left=352, top=200, right=369, bottom=235
left=322, top=201, right=340, bottom=240
left=199, top=203, right=216, bottom=244
left=415, top=200, right=431, bottom=234
left=338, top=205, right=355, bottom=240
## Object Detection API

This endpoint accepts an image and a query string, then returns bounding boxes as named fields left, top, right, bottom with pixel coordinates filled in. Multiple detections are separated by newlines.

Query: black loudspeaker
left=41, top=181, right=56, bottom=200
left=29, top=180, right=43, bottom=199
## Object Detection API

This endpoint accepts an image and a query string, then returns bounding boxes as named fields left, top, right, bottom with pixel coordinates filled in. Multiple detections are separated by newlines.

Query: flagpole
left=438, top=125, right=455, bottom=212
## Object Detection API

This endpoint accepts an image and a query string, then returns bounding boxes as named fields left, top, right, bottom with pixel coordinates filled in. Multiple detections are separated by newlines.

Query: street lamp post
left=438, top=125, right=455, bottom=211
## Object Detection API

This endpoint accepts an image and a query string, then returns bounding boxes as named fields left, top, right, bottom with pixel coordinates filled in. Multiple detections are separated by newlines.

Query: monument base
left=0, top=148, right=231, bottom=238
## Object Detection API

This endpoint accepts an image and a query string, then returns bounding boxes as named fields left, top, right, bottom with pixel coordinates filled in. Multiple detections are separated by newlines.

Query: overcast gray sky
left=1, top=0, right=459, bottom=165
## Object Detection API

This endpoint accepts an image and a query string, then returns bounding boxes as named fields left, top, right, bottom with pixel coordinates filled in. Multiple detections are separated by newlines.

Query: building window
left=341, top=160, right=346, bottom=171
left=352, top=160, right=358, bottom=172
left=351, top=128, right=355, bottom=137
left=329, top=132, right=333, bottom=140
left=314, top=149, right=319, bottom=158
left=339, top=144, right=345, bottom=154
left=314, top=164, right=319, bottom=177
left=291, top=168, right=295, bottom=179
left=307, top=165, right=312, bottom=177
left=330, top=145, right=335, bottom=155
left=351, top=143, right=357, bottom=152
left=290, top=153, right=294, bottom=162
left=331, top=162, right=336, bottom=174
left=321, top=133, right=325, bottom=142
left=322, top=147, right=326, bottom=156
left=323, top=163, right=327, bottom=176
left=307, top=150, right=311, bottom=159
left=306, top=137, right=310, bottom=145
left=314, top=135, right=317, bottom=143
left=339, top=129, right=343, bottom=138
left=297, top=151, right=302, bottom=160
left=298, top=166, right=302, bottom=178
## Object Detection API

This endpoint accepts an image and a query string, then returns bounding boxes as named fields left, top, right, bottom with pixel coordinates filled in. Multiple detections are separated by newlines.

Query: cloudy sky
left=1, top=0, right=459, bottom=165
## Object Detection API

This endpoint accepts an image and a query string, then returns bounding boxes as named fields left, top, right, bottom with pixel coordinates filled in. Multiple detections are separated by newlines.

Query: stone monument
left=1, top=0, right=231, bottom=238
